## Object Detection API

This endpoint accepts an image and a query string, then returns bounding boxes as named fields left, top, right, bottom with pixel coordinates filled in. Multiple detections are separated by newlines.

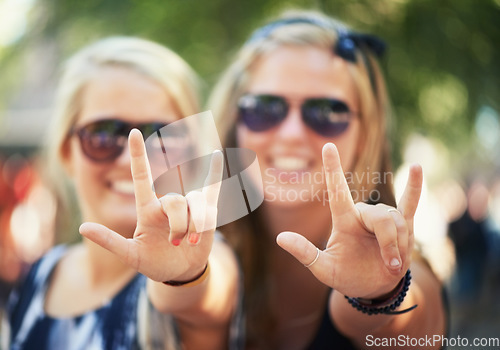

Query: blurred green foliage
left=1, top=0, right=499, bottom=168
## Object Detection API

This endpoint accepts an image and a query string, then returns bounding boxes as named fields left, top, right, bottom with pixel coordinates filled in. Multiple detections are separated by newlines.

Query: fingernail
left=188, top=233, right=200, bottom=245
left=172, top=239, right=181, bottom=246
left=390, top=258, right=401, bottom=267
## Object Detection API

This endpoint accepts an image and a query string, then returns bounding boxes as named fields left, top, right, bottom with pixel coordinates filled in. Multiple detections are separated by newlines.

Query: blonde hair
left=45, top=36, right=201, bottom=221
left=42, top=36, right=200, bottom=349
left=207, top=10, right=396, bottom=347
left=208, top=10, right=394, bottom=204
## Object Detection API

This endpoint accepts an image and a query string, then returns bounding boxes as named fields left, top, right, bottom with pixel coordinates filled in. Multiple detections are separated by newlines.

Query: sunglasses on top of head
left=70, top=119, right=169, bottom=163
left=237, top=94, right=358, bottom=137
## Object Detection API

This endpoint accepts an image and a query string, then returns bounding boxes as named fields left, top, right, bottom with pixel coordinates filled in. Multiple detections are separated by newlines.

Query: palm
left=277, top=143, right=422, bottom=299
left=130, top=201, right=214, bottom=282
left=80, top=129, right=223, bottom=282
left=323, top=219, right=404, bottom=298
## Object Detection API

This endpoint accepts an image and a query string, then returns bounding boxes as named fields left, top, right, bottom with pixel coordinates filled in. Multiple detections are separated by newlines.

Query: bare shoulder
left=411, top=253, right=443, bottom=294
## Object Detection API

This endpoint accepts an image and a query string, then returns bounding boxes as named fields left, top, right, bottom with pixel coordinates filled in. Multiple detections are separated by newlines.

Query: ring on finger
left=304, top=247, right=320, bottom=268
left=387, top=208, right=400, bottom=214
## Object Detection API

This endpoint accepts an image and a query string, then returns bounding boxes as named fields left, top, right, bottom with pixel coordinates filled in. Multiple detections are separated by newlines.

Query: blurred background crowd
left=0, top=0, right=499, bottom=342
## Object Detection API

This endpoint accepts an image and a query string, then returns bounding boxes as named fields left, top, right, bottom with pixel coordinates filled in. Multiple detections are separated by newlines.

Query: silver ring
left=387, top=208, right=399, bottom=214
left=304, top=247, right=320, bottom=268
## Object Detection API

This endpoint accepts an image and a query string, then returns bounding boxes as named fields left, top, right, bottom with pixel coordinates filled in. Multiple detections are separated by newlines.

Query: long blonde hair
left=43, top=37, right=201, bottom=349
left=207, top=10, right=396, bottom=347
left=44, top=36, right=201, bottom=236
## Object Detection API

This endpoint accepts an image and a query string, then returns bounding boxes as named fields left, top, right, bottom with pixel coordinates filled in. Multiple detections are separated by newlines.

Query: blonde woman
left=208, top=10, right=447, bottom=349
left=3, top=37, right=238, bottom=350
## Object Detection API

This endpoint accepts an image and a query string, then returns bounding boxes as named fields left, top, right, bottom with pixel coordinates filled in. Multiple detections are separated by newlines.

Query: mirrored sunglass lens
left=238, top=95, right=287, bottom=132
left=302, top=99, right=351, bottom=137
left=78, top=120, right=126, bottom=161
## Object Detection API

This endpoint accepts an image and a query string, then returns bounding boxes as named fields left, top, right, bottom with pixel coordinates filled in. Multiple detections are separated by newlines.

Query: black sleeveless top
left=307, top=303, right=357, bottom=350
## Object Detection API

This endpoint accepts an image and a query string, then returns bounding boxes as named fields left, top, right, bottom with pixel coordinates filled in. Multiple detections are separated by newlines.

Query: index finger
left=397, top=164, right=423, bottom=219
left=202, top=150, right=224, bottom=208
left=322, top=143, right=356, bottom=221
left=129, top=129, right=156, bottom=207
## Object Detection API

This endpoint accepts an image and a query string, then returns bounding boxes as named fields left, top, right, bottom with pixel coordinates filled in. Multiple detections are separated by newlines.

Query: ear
left=60, top=137, right=75, bottom=177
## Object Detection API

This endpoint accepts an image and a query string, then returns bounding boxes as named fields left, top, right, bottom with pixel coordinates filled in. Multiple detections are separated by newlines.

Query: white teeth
left=273, top=157, right=308, bottom=171
left=112, top=181, right=135, bottom=195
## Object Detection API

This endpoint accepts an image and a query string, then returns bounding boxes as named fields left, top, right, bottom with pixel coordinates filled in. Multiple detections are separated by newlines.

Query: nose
left=275, top=105, right=308, bottom=141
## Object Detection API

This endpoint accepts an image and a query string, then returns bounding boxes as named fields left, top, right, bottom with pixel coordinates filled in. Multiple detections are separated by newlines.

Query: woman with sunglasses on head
left=208, top=10, right=447, bottom=350
left=2, top=37, right=239, bottom=350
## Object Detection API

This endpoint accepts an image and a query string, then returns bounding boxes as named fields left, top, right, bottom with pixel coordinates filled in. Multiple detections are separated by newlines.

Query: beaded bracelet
left=162, top=263, right=210, bottom=287
left=344, top=269, right=417, bottom=315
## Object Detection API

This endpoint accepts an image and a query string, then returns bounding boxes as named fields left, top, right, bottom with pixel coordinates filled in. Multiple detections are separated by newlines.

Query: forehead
left=78, top=66, right=180, bottom=124
left=247, top=46, right=358, bottom=103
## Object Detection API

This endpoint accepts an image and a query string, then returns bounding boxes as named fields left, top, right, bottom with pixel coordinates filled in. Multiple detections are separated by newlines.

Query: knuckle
left=373, top=214, right=392, bottom=227
left=394, top=220, right=408, bottom=232
left=161, top=194, right=187, bottom=211
left=355, top=202, right=368, bottom=210
left=133, top=169, right=149, bottom=182
left=185, top=191, right=202, bottom=202
left=168, top=195, right=186, bottom=210
left=381, top=239, right=398, bottom=251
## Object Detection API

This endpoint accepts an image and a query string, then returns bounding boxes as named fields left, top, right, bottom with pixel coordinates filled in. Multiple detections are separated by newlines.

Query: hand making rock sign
left=4, top=37, right=238, bottom=350
left=80, top=129, right=224, bottom=283
left=277, top=142, right=423, bottom=300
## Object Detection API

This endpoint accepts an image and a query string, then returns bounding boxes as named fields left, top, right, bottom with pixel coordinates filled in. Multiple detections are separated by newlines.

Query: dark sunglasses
left=237, top=94, right=356, bottom=137
left=70, top=119, right=168, bottom=162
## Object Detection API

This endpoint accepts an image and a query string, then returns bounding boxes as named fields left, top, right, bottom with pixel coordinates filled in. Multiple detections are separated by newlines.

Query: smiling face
left=62, top=66, right=181, bottom=236
left=237, top=46, right=361, bottom=207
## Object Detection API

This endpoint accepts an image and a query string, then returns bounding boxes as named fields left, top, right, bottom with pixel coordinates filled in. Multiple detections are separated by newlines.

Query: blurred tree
left=0, top=0, right=499, bottom=167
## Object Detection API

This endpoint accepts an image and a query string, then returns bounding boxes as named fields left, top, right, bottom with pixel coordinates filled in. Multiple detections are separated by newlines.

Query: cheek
left=73, top=165, right=99, bottom=202
left=236, top=125, right=267, bottom=152
left=68, top=149, right=105, bottom=195
left=235, top=124, right=245, bottom=148
left=328, top=120, right=361, bottom=172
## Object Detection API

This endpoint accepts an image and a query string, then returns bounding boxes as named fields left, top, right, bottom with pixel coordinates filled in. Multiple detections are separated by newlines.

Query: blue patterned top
left=3, top=245, right=180, bottom=350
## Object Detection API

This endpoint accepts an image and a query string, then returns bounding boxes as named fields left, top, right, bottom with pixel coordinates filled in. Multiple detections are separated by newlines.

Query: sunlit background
left=1, top=0, right=499, bottom=342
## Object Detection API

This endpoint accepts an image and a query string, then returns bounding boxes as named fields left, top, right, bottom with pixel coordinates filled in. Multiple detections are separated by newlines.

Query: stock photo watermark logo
left=366, top=334, right=500, bottom=349
left=144, top=111, right=264, bottom=228
left=262, top=167, right=393, bottom=205
left=144, top=111, right=393, bottom=229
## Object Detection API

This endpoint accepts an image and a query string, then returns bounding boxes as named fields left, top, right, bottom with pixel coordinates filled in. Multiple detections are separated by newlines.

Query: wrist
left=163, top=263, right=210, bottom=287
left=345, top=269, right=417, bottom=315
left=357, top=274, right=406, bottom=306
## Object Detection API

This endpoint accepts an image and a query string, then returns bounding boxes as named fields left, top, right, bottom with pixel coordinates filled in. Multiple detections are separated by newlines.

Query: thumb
left=277, top=231, right=334, bottom=286
left=277, top=231, right=319, bottom=266
left=80, top=222, right=136, bottom=268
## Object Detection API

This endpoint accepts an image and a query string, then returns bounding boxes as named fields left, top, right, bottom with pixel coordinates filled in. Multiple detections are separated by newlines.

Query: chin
left=94, top=210, right=137, bottom=234
left=263, top=185, right=327, bottom=209
left=108, top=220, right=137, bottom=238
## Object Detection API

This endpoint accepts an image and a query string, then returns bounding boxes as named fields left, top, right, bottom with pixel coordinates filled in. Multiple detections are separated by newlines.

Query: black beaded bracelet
left=344, top=269, right=418, bottom=315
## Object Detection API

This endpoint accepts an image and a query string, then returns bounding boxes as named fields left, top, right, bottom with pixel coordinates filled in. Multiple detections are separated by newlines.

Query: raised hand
left=80, top=129, right=224, bottom=282
left=277, top=143, right=423, bottom=299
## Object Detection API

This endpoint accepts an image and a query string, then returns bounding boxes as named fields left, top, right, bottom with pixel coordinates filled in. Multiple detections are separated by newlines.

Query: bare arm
left=80, top=129, right=237, bottom=349
left=147, top=238, right=239, bottom=350
left=330, top=259, right=446, bottom=349
left=277, top=143, right=446, bottom=349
